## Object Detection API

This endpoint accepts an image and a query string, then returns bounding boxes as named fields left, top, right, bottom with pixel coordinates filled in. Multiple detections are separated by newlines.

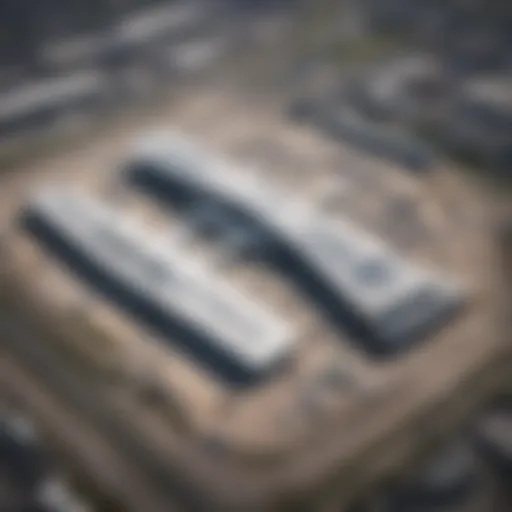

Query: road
left=0, top=310, right=210, bottom=511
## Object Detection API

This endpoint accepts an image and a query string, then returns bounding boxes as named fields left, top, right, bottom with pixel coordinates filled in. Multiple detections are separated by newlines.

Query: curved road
left=0, top=310, right=210, bottom=512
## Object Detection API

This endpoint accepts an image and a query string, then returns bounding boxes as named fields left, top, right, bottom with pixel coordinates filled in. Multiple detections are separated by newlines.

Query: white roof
left=27, top=188, right=295, bottom=371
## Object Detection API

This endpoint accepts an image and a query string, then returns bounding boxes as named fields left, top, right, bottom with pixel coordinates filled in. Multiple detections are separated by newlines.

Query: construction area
left=0, top=1, right=511, bottom=511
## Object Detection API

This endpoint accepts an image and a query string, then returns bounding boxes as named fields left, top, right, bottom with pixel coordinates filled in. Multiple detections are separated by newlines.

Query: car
left=0, top=412, right=47, bottom=492
left=474, top=398, right=512, bottom=485
left=384, top=440, right=481, bottom=511
left=343, top=54, right=446, bottom=127
left=0, top=409, right=92, bottom=512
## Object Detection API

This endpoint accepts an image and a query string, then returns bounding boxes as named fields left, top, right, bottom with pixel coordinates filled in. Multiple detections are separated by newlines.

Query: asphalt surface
left=0, top=310, right=211, bottom=511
